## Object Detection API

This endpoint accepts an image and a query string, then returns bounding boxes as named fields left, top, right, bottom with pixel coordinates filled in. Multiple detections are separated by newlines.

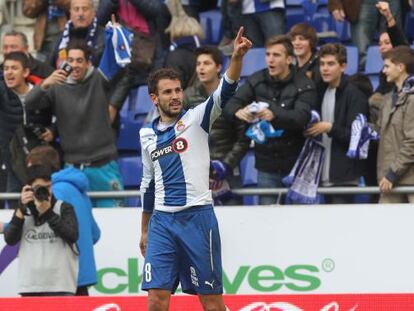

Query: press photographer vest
left=18, top=200, right=78, bottom=294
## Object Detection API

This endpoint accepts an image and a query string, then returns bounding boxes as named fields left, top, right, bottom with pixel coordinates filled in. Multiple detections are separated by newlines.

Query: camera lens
left=33, top=186, right=49, bottom=201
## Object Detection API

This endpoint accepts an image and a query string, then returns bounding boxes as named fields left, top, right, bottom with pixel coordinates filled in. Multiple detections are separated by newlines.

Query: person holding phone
left=25, top=40, right=124, bottom=208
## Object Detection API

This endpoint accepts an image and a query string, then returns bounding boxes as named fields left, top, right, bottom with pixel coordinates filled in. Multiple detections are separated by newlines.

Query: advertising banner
left=0, top=294, right=414, bottom=310
left=1, top=205, right=414, bottom=297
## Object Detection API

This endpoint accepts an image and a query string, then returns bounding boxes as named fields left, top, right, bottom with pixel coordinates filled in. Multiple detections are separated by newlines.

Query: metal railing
left=2, top=186, right=414, bottom=204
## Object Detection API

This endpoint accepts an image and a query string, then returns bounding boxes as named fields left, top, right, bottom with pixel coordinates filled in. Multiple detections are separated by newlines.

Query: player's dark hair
left=147, top=68, right=181, bottom=94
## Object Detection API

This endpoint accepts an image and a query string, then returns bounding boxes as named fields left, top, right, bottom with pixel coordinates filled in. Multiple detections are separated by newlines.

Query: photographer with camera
left=25, top=40, right=124, bottom=208
left=3, top=164, right=79, bottom=296
left=0, top=51, right=54, bottom=208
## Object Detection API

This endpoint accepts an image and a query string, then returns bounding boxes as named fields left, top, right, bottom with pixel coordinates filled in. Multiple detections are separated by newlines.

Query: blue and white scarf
left=402, top=75, right=414, bottom=94
left=169, top=35, right=200, bottom=51
left=283, top=111, right=325, bottom=204
left=99, top=22, right=133, bottom=80
left=347, top=114, right=379, bottom=159
left=245, top=101, right=284, bottom=143
left=58, top=17, right=98, bottom=51
left=246, top=120, right=284, bottom=144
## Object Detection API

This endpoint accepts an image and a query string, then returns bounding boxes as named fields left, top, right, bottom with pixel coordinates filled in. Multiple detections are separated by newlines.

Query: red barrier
left=0, top=294, right=414, bottom=310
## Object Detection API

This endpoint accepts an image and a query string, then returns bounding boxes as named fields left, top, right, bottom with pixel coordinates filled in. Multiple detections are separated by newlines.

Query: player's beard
left=157, top=100, right=182, bottom=119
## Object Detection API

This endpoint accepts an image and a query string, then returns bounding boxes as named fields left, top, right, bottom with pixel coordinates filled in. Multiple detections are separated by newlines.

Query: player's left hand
left=140, top=232, right=148, bottom=257
left=232, top=27, right=253, bottom=59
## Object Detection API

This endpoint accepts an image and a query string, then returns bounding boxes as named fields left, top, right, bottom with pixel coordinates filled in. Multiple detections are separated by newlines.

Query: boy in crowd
left=306, top=43, right=369, bottom=203
left=377, top=46, right=414, bottom=203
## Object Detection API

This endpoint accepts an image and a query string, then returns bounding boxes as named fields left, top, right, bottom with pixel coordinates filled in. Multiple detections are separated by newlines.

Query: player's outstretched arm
left=225, top=27, right=253, bottom=82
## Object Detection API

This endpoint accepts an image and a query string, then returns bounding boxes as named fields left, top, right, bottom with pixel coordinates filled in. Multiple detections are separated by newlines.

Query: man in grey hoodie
left=25, top=40, right=124, bottom=208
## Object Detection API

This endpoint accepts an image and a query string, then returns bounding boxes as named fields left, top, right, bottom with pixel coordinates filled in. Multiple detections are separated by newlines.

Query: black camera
left=33, top=185, right=50, bottom=202
left=60, top=61, right=73, bottom=75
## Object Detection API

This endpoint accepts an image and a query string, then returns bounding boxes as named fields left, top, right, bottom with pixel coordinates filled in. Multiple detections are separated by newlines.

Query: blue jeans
left=257, top=170, right=284, bottom=205
left=243, top=9, right=286, bottom=47
left=351, top=0, right=401, bottom=69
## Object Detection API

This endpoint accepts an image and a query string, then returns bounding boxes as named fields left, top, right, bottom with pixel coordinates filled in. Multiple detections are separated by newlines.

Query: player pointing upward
left=139, top=27, right=252, bottom=311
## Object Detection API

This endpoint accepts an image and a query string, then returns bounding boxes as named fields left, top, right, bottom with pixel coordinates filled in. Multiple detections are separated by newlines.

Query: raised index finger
left=235, top=26, right=245, bottom=43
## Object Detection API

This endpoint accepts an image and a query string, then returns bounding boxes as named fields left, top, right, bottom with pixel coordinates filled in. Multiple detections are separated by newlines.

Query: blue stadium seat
left=368, top=75, right=380, bottom=91
left=286, top=0, right=303, bottom=7
left=286, top=8, right=305, bottom=31
left=334, top=20, right=351, bottom=43
left=117, top=85, right=154, bottom=152
left=240, top=48, right=266, bottom=78
left=239, top=150, right=257, bottom=186
left=118, top=155, right=143, bottom=187
left=200, top=10, right=223, bottom=44
left=311, top=12, right=337, bottom=42
left=364, top=46, right=383, bottom=74
left=405, top=10, right=414, bottom=42
left=364, top=46, right=382, bottom=91
left=239, top=150, right=259, bottom=205
left=345, top=46, right=358, bottom=75
left=118, top=155, right=143, bottom=207
left=117, top=119, right=142, bottom=152
left=134, top=85, right=154, bottom=116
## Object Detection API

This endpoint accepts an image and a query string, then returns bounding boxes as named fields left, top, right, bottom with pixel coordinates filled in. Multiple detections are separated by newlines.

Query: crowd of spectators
left=0, top=0, right=414, bottom=209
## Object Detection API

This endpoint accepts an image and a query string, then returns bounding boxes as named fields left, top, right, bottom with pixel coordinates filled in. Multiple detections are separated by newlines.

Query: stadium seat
left=134, top=85, right=154, bottom=116
left=368, top=75, right=380, bottom=91
left=286, top=8, right=305, bottom=31
left=118, top=155, right=143, bottom=187
left=239, top=150, right=257, bottom=187
left=286, top=0, right=303, bottom=6
left=239, top=150, right=259, bottom=205
left=117, top=85, right=154, bottom=153
left=334, top=20, right=351, bottom=43
left=364, top=45, right=382, bottom=90
left=405, top=10, right=414, bottom=42
left=345, top=46, right=358, bottom=75
left=200, top=10, right=223, bottom=45
left=311, top=12, right=337, bottom=42
left=364, top=46, right=383, bottom=74
left=118, top=155, right=143, bottom=207
left=240, top=48, right=266, bottom=78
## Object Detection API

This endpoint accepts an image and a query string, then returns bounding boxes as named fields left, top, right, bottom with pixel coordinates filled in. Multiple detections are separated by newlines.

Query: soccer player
left=139, top=27, right=252, bottom=311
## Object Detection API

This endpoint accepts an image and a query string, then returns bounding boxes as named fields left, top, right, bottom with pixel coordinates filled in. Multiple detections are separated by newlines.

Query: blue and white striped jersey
left=139, top=74, right=237, bottom=213
left=242, top=0, right=284, bottom=15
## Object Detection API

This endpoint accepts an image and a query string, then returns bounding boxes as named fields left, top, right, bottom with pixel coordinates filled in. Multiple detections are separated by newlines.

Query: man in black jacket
left=0, top=52, right=53, bottom=208
left=224, top=35, right=317, bottom=204
left=306, top=43, right=369, bottom=204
